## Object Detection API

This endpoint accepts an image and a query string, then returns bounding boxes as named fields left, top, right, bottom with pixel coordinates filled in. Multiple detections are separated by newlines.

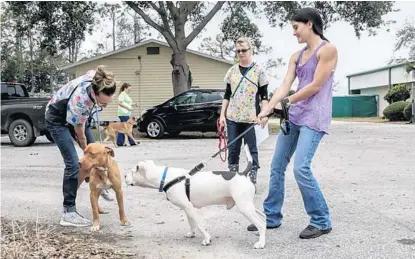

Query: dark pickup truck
left=1, top=82, right=54, bottom=147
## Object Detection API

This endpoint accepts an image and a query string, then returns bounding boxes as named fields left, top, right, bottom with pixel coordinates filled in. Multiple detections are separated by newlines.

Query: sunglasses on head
left=236, top=48, right=249, bottom=54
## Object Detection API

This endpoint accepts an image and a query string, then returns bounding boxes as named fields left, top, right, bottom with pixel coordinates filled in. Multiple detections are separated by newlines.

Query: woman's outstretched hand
left=258, top=105, right=272, bottom=120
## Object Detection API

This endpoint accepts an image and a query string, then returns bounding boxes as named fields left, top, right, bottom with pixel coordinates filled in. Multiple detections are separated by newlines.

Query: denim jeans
left=226, top=119, right=259, bottom=172
left=117, top=116, right=136, bottom=146
left=263, top=122, right=331, bottom=230
left=47, top=122, right=95, bottom=213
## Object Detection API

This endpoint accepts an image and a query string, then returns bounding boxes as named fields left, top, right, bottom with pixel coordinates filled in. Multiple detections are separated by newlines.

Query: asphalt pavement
left=1, top=121, right=414, bottom=259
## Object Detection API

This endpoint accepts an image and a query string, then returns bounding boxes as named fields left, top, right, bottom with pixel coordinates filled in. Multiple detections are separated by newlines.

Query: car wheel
left=146, top=119, right=165, bottom=139
left=45, top=131, right=55, bottom=143
left=8, top=119, right=36, bottom=147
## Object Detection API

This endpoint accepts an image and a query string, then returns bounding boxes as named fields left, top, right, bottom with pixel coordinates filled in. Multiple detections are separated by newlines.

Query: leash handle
left=216, top=119, right=227, bottom=162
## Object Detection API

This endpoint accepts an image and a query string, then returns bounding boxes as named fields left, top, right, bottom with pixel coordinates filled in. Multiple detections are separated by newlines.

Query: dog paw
left=201, top=238, right=211, bottom=246
left=253, top=241, right=265, bottom=249
left=91, top=224, right=100, bottom=232
left=185, top=232, right=195, bottom=238
left=120, top=218, right=130, bottom=226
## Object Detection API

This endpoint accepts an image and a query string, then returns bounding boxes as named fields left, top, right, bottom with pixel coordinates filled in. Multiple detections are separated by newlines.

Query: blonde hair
left=92, top=65, right=117, bottom=95
left=235, top=37, right=254, bottom=55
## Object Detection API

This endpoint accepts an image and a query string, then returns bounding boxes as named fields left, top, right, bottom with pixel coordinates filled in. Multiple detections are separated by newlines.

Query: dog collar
left=158, top=167, right=168, bottom=192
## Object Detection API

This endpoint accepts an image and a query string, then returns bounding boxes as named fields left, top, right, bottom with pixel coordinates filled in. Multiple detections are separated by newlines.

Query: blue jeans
left=117, top=116, right=136, bottom=146
left=263, top=122, right=331, bottom=230
left=47, top=122, right=95, bottom=213
left=226, top=119, right=259, bottom=172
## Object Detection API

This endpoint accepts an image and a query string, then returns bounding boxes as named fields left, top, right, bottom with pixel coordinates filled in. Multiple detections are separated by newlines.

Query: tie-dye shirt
left=224, top=63, right=268, bottom=123
left=45, top=70, right=96, bottom=127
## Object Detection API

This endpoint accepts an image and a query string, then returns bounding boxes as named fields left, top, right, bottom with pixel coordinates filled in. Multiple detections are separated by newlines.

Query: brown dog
left=78, top=143, right=130, bottom=231
left=103, top=116, right=140, bottom=147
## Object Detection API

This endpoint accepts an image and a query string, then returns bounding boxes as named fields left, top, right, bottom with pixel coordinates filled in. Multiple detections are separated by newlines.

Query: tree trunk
left=170, top=50, right=192, bottom=96
left=134, top=14, right=139, bottom=43
left=15, top=20, right=24, bottom=83
left=112, top=11, right=116, bottom=50
left=28, top=30, right=35, bottom=93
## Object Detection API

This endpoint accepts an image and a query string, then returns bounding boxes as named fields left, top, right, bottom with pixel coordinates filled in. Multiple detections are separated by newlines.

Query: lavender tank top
left=289, top=41, right=334, bottom=134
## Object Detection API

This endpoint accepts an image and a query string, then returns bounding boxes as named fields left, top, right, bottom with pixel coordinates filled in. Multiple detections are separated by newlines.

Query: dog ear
left=136, top=164, right=139, bottom=172
left=105, top=146, right=115, bottom=157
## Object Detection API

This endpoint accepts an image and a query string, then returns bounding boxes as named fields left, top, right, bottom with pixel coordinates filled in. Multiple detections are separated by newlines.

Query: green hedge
left=383, top=101, right=410, bottom=121
left=384, top=84, right=410, bottom=104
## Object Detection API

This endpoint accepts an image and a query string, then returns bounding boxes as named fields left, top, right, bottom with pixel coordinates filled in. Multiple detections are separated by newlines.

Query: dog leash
left=162, top=101, right=290, bottom=194
left=90, top=106, right=103, bottom=143
left=216, top=120, right=227, bottom=162
left=187, top=101, right=291, bottom=176
left=95, top=107, right=103, bottom=143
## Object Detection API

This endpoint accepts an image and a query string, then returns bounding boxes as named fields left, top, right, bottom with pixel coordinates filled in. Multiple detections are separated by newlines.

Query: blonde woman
left=219, top=37, right=269, bottom=185
left=45, top=65, right=117, bottom=227
left=117, top=83, right=138, bottom=146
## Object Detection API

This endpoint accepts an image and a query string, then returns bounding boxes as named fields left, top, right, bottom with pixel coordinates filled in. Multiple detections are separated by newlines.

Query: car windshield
left=173, top=91, right=198, bottom=105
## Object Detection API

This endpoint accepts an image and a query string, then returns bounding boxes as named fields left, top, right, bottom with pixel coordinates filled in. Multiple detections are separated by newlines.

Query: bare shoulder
left=291, top=50, right=302, bottom=60
left=319, top=43, right=337, bottom=58
left=289, top=50, right=302, bottom=64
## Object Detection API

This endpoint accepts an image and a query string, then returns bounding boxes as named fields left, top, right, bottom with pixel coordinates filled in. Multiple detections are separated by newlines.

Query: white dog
left=124, top=145, right=266, bottom=249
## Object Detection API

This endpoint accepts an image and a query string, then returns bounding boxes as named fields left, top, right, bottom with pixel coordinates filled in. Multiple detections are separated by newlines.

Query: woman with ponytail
left=45, top=65, right=117, bottom=227
left=248, top=7, right=337, bottom=239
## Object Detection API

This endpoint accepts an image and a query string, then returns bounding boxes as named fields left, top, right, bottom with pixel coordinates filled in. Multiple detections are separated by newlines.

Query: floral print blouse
left=45, top=70, right=97, bottom=127
left=224, top=63, right=269, bottom=123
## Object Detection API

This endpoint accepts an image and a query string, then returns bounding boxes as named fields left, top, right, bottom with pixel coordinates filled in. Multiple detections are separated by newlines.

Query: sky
left=83, top=1, right=415, bottom=96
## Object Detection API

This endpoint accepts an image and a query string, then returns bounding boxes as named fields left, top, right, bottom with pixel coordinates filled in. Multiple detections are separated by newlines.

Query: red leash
left=216, top=120, right=227, bottom=162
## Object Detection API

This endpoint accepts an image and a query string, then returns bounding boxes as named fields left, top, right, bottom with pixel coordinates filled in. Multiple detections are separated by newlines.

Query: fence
left=332, top=95, right=378, bottom=117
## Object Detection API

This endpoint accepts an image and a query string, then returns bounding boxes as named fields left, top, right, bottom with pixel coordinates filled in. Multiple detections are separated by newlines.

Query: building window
left=147, top=47, right=160, bottom=55
left=351, top=89, right=361, bottom=95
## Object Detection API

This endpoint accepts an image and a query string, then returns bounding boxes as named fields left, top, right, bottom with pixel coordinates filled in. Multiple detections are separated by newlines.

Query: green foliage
left=394, top=20, right=415, bottom=61
left=383, top=101, right=410, bottom=121
left=260, top=1, right=396, bottom=38
left=384, top=84, right=410, bottom=104
left=1, top=1, right=85, bottom=92
left=403, top=102, right=413, bottom=120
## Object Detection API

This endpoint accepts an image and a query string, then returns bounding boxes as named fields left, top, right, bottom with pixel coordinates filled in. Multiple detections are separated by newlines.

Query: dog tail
left=240, top=144, right=253, bottom=176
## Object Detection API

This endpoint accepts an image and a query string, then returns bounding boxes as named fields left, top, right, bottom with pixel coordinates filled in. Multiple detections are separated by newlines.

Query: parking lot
left=1, top=121, right=414, bottom=259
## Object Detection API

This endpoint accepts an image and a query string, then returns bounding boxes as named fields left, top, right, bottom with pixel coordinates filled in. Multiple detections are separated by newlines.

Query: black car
left=137, top=88, right=225, bottom=138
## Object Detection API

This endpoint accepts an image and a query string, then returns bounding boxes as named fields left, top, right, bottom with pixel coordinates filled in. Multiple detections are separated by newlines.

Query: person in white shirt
left=117, top=83, right=138, bottom=146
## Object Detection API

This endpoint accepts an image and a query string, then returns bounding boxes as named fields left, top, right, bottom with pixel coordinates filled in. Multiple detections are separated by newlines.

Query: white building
left=346, top=62, right=415, bottom=117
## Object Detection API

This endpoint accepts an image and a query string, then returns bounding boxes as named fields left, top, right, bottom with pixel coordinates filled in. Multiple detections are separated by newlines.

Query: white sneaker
left=59, top=211, right=92, bottom=227
left=100, top=189, right=115, bottom=201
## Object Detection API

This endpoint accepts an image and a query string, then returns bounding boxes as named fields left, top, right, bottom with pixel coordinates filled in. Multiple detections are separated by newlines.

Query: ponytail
left=319, top=34, right=329, bottom=42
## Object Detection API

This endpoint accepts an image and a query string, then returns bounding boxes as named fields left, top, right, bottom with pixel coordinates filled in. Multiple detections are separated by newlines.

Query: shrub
left=383, top=101, right=410, bottom=121
left=384, top=84, right=410, bottom=104
left=403, top=102, right=413, bottom=120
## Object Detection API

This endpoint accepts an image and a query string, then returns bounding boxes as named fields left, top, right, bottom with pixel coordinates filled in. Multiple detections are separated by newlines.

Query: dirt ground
left=1, top=121, right=414, bottom=259
left=1, top=218, right=135, bottom=258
